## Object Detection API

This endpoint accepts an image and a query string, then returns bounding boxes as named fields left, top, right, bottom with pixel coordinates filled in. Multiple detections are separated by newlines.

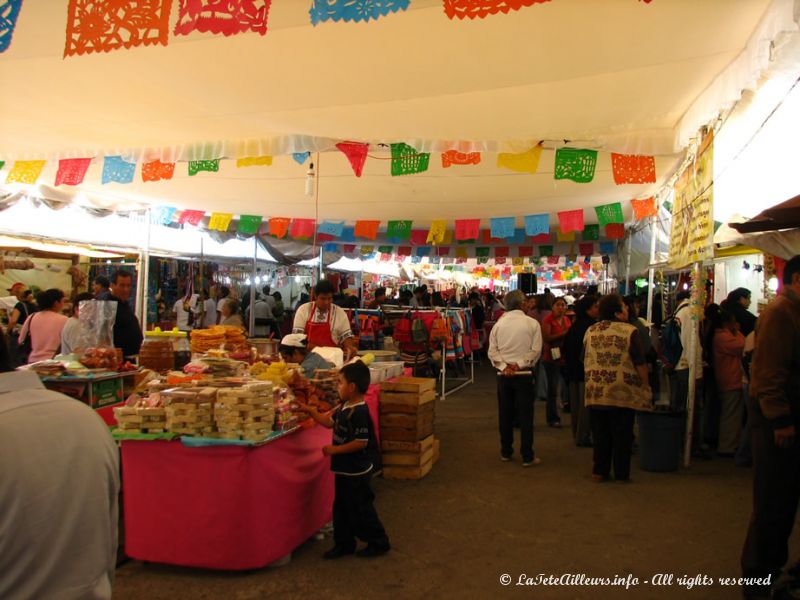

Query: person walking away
left=583, top=294, right=652, bottom=482
left=272, top=291, right=286, bottom=336
left=711, top=309, right=745, bottom=456
left=741, top=255, right=800, bottom=599
left=18, top=289, right=68, bottom=363
left=542, top=297, right=571, bottom=427
left=564, top=295, right=598, bottom=446
left=488, top=290, right=543, bottom=466
left=250, top=292, right=275, bottom=337
left=61, top=292, right=94, bottom=355
left=298, top=361, right=390, bottom=559
left=0, top=355, right=119, bottom=599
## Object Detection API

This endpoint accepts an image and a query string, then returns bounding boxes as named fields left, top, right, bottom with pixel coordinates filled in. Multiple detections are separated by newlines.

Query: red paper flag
left=317, top=233, right=335, bottom=242
left=290, top=218, right=316, bottom=239
left=55, top=158, right=92, bottom=186
left=397, top=246, right=412, bottom=257
left=174, top=0, right=271, bottom=37
left=268, top=217, right=291, bottom=238
left=531, top=233, right=551, bottom=244
left=455, top=219, right=480, bottom=241
left=380, top=253, right=391, bottom=262
left=355, top=220, right=380, bottom=240
left=410, top=229, right=428, bottom=245
left=579, top=243, right=594, bottom=256
left=481, top=229, right=505, bottom=244
left=495, top=257, right=507, bottom=265
left=343, top=244, right=356, bottom=254
left=441, top=150, right=481, bottom=168
left=547, top=255, right=560, bottom=265
left=558, top=209, right=584, bottom=233
left=518, top=246, right=533, bottom=257
left=495, top=246, right=509, bottom=258
left=611, top=153, right=657, bottom=185
left=437, top=246, right=451, bottom=256
left=631, top=197, right=657, bottom=220
left=336, top=142, right=369, bottom=177
left=178, top=210, right=205, bottom=226
left=443, top=0, right=551, bottom=20
left=142, top=160, right=175, bottom=182
left=605, top=223, right=625, bottom=239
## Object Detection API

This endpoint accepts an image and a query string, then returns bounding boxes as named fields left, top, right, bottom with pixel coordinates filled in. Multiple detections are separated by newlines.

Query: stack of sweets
left=310, top=369, right=339, bottom=410
left=162, top=387, right=217, bottom=436
left=274, top=386, right=299, bottom=432
left=215, top=382, right=275, bottom=441
left=113, top=405, right=167, bottom=434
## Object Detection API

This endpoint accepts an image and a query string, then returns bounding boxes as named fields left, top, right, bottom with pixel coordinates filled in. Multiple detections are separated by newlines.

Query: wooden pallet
left=381, top=434, right=438, bottom=480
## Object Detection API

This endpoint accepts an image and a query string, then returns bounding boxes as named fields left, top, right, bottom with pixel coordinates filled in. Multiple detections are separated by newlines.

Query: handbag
left=411, top=316, right=429, bottom=344
left=429, top=317, right=450, bottom=344
left=393, top=312, right=412, bottom=343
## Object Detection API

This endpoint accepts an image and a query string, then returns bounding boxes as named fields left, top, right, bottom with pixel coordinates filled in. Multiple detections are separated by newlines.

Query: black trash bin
left=637, top=411, right=684, bottom=472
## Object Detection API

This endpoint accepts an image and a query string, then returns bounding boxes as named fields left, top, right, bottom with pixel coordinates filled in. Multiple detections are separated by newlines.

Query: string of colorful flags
left=1, top=1, right=651, bottom=56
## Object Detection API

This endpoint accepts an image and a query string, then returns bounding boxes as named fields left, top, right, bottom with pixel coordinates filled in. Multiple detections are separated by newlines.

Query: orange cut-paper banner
left=427, top=220, right=448, bottom=244
left=142, top=160, right=175, bottom=182
left=443, top=0, right=551, bottom=20
left=6, top=160, right=46, bottom=184
left=632, top=197, right=658, bottom=220
left=236, top=156, right=273, bottom=167
left=354, top=220, right=380, bottom=240
left=268, top=217, right=291, bottom=238
left=208, top=212, right=233, bottom=231
left=441, top=150, right=481, bottom=168
left=496, top=145, right=542, bottom=174
left=611, top=153, right=657, bottom=185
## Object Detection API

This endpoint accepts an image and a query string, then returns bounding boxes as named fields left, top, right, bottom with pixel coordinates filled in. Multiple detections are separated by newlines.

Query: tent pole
left=136, top=210, right=151, bottom=332
left=249, top=236, right=257, bottom=337
left=624, top=231, right=632, bottom=295
left=683, top=261, right=702, bottom=467
left=646, top=214, right=658, bottom=324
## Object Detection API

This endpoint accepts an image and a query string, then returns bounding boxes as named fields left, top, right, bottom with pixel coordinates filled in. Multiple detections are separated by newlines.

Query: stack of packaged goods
left=274, top=386, right=299, bottom=432
left=113, top=404, right=167, bottom=434
left=309, top=369, right=339, bottom=411
left=215, top=382, right=276, bottom=441
left=162, top=387, right=217, bottom=437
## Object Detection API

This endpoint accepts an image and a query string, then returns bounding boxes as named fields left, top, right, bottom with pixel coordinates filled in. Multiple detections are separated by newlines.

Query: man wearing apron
left=292, top=279, right=358, bottom=361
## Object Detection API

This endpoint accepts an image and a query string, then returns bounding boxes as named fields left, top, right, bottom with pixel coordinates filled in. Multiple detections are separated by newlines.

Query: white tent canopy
left=1, top=0, right=797, bottom=227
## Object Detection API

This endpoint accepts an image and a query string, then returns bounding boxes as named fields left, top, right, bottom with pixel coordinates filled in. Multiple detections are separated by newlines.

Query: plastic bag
left=76, top=300, right=118, bottom=350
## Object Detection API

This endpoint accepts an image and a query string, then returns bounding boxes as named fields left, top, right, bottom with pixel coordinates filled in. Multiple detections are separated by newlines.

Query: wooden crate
left=433, top=438, right=440, bottom=464
left=379, top=389, right=436, bottom=409
left=383, top=461, right=433, bottom=480
left=381, top=435, right=438, bottom=480
left=380, top=377, right=436, bottom=394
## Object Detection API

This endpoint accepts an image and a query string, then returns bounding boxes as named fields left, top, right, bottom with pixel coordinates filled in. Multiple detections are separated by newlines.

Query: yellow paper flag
left=455, top=247, right=468, bottom=259
left=512, top=257, right=524, bottom=266
left=556, top=227, right=575, bottom=242
left=427, top=220, right=447, bottom=244
left=209, top=212, right=233, bottom=231
left=236, top=156, right=273, bottom=168
left=6, top=160, right=46, bottom=184
left=496, top=145, right=542, bottom=174
left=361, top=245, right=374, bottom=256
left=442, top=229, right=454, bottom=245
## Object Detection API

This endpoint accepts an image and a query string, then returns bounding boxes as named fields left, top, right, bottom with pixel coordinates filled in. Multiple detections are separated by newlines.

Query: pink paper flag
left=455, top=219, right=480, bottom=241
left=558, top=209, right=584, bottom=233
left=290, top=218, right=316, bottom=239
left=336, top=142, right=369, bottom=177
left=178, top=210, right=205, bottom=226
left=55, top=158, right=92, bottom=186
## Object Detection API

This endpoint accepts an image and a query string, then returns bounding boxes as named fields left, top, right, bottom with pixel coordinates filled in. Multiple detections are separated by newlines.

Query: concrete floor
left=114, top=364, right=787, bottom=600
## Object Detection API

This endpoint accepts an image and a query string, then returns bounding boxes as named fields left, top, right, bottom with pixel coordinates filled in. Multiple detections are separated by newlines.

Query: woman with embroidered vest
left=583, top=294, right=652, bottom=482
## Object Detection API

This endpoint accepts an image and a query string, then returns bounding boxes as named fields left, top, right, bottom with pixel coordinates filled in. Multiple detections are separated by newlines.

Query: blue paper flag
left=292, top=152, right=310, bottom=165
left=411, top=256, right=421, bottom=264
left=340, top=226, right=355, bottom=242
left=318, top=221, right=345, bottom=237
left=416, top=246, right=431, bottom=257
left=323, top=243, right=339, bottom=253
left=524, top=214, right=550, bottom=237
left=511, top=228, right=527, bottom=245
left=309, top=0, right=410, bottom=26
left=490, top=217, right=515, bottom=239
left=102, top=156, right=136, bottom=184
left=600, top=241, right=616, bottom=255
left=0, top=0, right=23, bottom=53
left=151, top=206, right=176, bottom=226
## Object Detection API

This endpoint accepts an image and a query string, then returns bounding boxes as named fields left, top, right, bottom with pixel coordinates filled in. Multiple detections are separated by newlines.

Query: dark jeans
left=544, top=362, right=566, bottom=425
left=590, top=407, right=635, bottom=480
left=670, top=368, right=705, bottom=449
left=333, top=474, right=389, bottom=551
left=741, top=419, right=800, bottom=597
left=497, top=374, right=535, bottom=462
left=569, top=381, right=591, bottom=445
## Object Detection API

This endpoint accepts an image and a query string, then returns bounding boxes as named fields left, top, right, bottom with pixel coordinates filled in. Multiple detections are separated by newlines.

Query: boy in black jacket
left=299, top=361, right=390, bottom=559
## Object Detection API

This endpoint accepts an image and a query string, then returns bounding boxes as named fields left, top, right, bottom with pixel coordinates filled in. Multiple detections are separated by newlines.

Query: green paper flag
left=387, top=220, right=412, bottom=240
left=478, top=257, right=489, bottom=264
left=391, top=143, right=430, bottom=176
left=594, top=202, right=624, bottom=227
left=582, top=224, right=600, bottom=241
left=378, top=245, right=393, bottom=254
left=554, top=148, right=597, bottom=183
left=476, top=247, right=490, bottom=258
left=237, top=215, right=263, bottom=235
left=539, top=245, right=554, bottom=257
left=188, top=159, right=220, bottom=176
left=0, top=161, right=4, bottom=170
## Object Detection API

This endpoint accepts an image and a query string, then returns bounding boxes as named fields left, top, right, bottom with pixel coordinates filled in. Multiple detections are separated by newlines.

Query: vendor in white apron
left=292, top=279, right=358, bottom=365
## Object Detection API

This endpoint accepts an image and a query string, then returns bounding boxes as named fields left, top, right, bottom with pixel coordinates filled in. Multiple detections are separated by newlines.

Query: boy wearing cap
left=279, top=334, right=334, bottom=378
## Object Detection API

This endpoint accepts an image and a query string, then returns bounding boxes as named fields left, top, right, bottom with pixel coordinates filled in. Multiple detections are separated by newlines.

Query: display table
left=41, top=371, right=127, bottom=408
left=122, top=424, right=334, bottom=570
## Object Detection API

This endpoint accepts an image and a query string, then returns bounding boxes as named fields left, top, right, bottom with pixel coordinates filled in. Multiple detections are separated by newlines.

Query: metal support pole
left=249, top=236, right=257, bottom=336
left=646, top=214, right=658, bottom=324
left=136, top=210, right=151, bottom=332
left=624, top=231, right=633, bottom=296
left=683, top=261, right=702, bottom=467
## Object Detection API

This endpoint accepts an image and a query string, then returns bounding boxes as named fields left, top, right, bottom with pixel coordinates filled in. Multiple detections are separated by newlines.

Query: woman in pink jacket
left=712, top=309, right=746, bottom=456
left=18, top=289, right=68, bottom=363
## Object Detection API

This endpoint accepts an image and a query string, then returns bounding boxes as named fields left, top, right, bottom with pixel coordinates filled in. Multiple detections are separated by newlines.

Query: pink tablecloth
left=365, top=383, right=381, bottom=445
left=121, top=425, right=334, bottom=570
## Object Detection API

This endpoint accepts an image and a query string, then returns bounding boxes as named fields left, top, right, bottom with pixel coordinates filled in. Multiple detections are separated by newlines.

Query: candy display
left=79, top=347, right=118, bottom=370
left=215, top=382, right=275, bottom=441
left=162, top=388, right=218, bottom=436
left=113, top=406, right=167, bottom=434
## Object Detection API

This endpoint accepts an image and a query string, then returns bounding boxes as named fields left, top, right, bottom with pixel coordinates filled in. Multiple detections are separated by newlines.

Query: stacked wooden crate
left=379, top=377, right=438, bottom=480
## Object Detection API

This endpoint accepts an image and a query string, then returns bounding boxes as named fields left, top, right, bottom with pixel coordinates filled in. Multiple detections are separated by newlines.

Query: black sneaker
left=323, top=546, right=355, bottom=559
left=356, top=544, right=390, bottom=558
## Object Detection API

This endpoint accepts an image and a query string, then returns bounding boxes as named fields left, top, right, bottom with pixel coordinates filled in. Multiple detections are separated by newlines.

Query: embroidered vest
left=583, top=320, right=652, bottom=410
